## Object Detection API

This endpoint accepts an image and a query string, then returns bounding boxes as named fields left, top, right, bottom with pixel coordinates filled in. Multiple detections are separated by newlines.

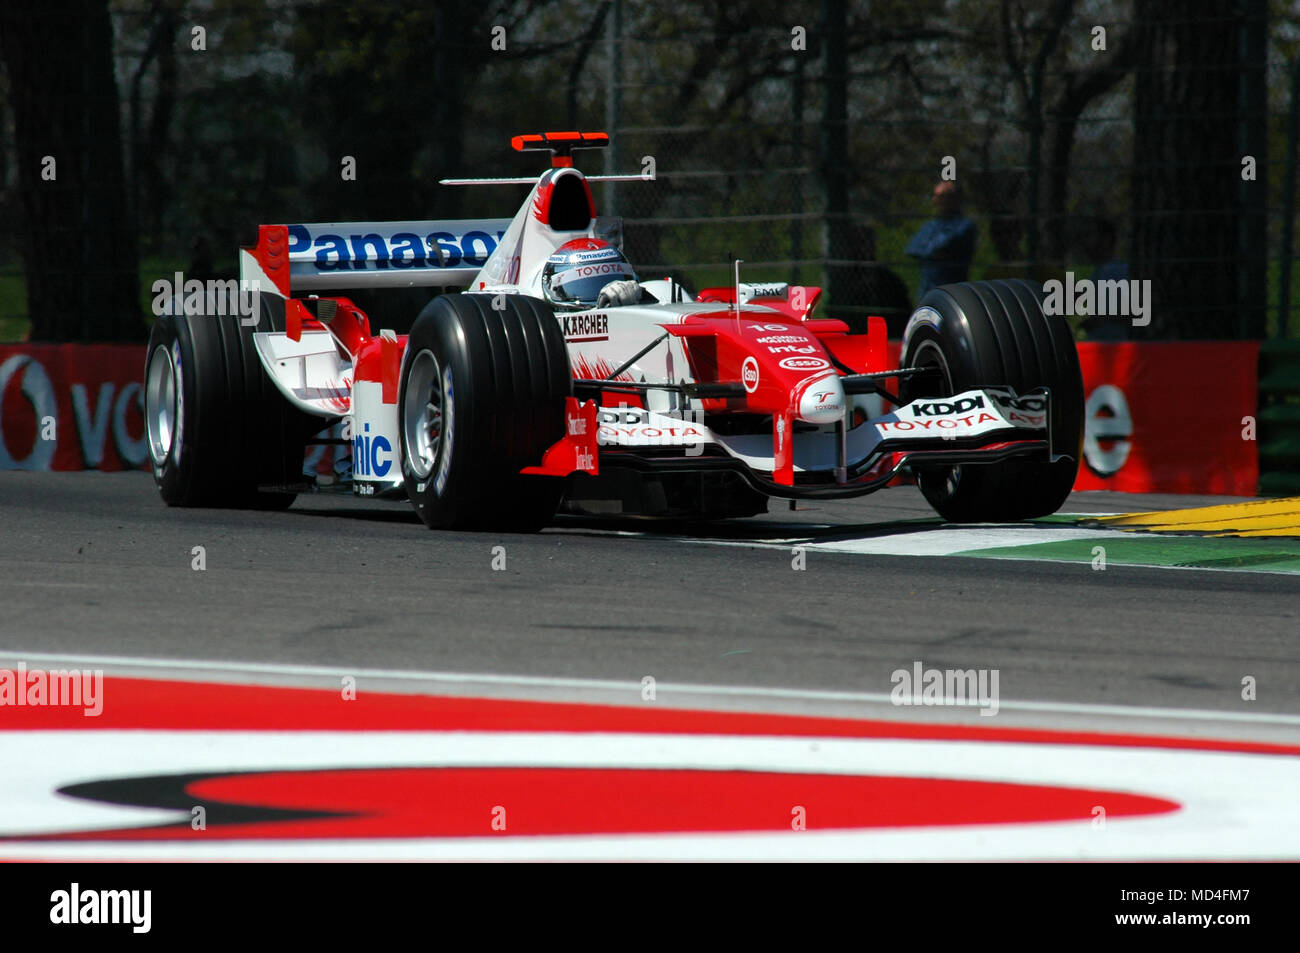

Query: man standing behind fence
left=905, top=181, right=977, bottom=297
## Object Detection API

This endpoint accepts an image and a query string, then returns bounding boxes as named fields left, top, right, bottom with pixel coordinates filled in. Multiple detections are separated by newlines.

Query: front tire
left=398, top=293, right=571, bottom=530
left=900, top=279, right=1084, bottom=522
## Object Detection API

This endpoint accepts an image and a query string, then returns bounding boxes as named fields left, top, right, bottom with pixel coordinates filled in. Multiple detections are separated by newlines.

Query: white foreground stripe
left=0, top=731, right=1297, bottom=860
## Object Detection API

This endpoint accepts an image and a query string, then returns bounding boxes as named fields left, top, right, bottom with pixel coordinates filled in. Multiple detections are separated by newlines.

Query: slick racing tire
left=398, top=293, right=570, bottom=531
left=899, top=279, right=1084, bottom=523
left=144, top=298, right=317, bottom=508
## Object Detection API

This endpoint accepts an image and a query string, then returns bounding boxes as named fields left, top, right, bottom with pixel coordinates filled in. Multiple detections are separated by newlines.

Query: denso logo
left=288, top=225, right=503, bottom=272
left=741, top=357, right=760, bottom=393
left=777, top=357, right=829, bottom=371
left=911, top=396, right=985, bottom=417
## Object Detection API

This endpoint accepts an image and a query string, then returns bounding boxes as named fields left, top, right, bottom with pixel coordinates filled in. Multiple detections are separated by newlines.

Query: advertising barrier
left=0, top=340, right=1261, bottom=496
left=1073, top=342, right=1258, bottom=497
left=0, top=344, right=147, bottom=471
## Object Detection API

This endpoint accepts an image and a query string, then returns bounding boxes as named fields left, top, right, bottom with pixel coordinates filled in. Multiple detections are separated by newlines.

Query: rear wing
left=240, top=220, right=513, bottom=296
left=240, top=132, right=649, bottom=298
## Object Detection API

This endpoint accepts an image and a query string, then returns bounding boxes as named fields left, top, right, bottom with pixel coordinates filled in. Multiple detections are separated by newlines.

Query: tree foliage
left=0, top=0, right=1291, bottom=339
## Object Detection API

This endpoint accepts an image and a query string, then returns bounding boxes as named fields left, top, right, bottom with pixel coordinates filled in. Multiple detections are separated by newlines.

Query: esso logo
left=778, top=357, right=830, bottom=371
left=741, top=357, right=760, bottom=393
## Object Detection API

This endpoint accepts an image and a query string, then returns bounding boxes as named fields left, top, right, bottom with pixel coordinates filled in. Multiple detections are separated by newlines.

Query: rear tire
left=899, top=279, right=1084, bottom=522
left=144, top=297, right=317, bottom=508
left=398, top=293, right=571, bottom=531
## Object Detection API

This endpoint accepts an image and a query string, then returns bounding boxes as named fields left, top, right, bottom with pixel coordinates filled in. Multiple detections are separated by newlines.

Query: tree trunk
left=1131, top=0, right=1241, bottom=339
left=129, top=4, right=179, bottom=255
left=1042, top=34, right=1138, bottom=263
left=820, top=0, right=851, bottom=322
left=431, top=5, right=467, bottom=220
left=0, top=0, right=143, bottom=341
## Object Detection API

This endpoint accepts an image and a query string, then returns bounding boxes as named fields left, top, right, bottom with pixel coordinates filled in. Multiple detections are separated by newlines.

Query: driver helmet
left=541, top=238, right=637, bottom=310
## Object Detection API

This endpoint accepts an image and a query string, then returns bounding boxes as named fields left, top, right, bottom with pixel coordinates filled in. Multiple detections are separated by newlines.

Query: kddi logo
left=598, top=408, right=648, bottom=425
left=911, top=395, right=984, bottom=417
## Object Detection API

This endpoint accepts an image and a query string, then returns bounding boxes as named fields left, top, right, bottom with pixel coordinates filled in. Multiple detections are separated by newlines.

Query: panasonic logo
left=288, top=225, right=505, bottom=272
left=352, top=421, right=392, bottom=478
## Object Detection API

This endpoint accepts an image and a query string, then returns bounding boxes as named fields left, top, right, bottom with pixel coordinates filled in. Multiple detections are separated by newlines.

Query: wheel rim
left=145, top=344, right=177, bottom=466
left=403, top=349, right=444, bottom=480
left=908, top=338, right=963, bottom=493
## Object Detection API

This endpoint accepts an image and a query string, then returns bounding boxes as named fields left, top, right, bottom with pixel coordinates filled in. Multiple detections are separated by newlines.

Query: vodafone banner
left=0, top=343, right=347, bottom=478
left=0, top=344, right=148, bottom=471
left=0, top=341, right=1261, bottom=496
left=1074, top=342, right=1258, bottom=496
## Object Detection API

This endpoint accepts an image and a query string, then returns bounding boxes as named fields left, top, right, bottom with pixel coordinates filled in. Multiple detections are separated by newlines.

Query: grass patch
left=0, top=266, right=27, bottom=342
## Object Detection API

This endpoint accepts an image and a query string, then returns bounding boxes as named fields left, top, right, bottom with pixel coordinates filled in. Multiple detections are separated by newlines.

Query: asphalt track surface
left=1, top=471, right=1296, bottom=744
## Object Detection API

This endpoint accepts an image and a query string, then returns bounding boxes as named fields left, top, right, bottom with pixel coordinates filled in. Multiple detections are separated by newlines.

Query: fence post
left=1238, top=0, right=1268, bottom=339
left=791, top=56, right=805, bottom=287
left=604, top=0, right=622, bottom=214
left=820, top=0, right=848, bottom=320
left=1279, top=55, right=1300, bottom=340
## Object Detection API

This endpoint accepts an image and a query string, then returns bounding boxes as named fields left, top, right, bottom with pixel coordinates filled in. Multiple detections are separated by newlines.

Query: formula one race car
left=143, top=131, right=1084, bottom=529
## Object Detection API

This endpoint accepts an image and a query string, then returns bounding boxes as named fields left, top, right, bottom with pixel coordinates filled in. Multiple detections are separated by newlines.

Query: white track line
left=673, top=530, right=1300, bottom=576
left=1, top=650, right=1297, bottom=727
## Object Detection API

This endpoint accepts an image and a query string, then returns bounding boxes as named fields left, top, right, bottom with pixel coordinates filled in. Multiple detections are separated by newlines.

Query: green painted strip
left=956, top=534, right=1300, bottom=574
left=1035, top=513, right=1098, bottom=525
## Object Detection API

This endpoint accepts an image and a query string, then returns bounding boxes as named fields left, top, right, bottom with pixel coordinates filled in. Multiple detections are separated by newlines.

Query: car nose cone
left=796, top=373, right=846, bottom=424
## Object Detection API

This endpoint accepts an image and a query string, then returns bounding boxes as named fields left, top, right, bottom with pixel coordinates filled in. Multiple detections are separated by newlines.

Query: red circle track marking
left=34, top=768, right=1178, bottom=840
left=7, top=674, right=1299, bottom=853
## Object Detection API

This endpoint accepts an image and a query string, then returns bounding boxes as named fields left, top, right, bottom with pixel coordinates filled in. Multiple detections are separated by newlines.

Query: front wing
left=558, top=387, right=1060, bottom=500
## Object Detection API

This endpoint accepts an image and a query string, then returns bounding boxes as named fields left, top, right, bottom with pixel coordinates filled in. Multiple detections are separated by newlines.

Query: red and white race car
left=143, top=131, right=1084, bottom=528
